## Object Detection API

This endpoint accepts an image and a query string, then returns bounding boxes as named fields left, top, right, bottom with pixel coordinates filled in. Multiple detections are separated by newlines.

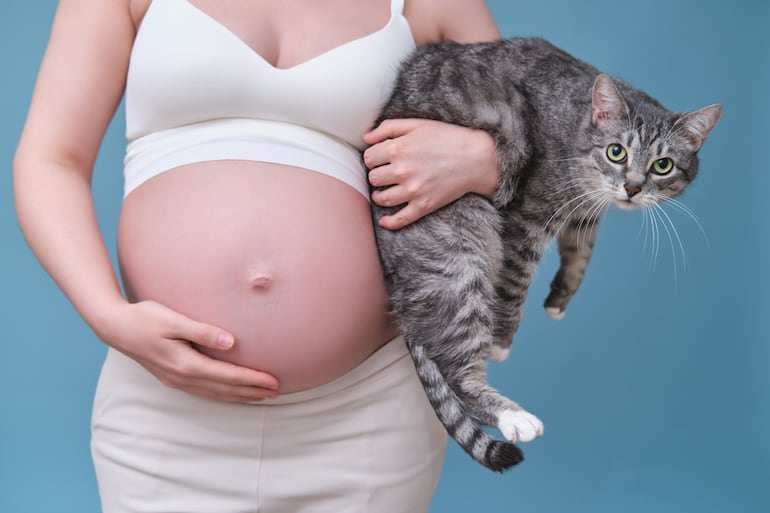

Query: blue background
left=1, top=1, right=767, bottom=512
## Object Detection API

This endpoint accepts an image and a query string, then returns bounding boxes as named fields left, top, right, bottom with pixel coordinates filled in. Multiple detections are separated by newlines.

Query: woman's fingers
left=373, top=201, right=425, bottom=230
left=171, top=315, right=235, bottom=351
left=188, top=354, right=280, bottom=391
left=363, top=118, right=421, bottom=146
left=146, top=345, right=281, bottom=402
left=118, top=301, right=281, bottom=401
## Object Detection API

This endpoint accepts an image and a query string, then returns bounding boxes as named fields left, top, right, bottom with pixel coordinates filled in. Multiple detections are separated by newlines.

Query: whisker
left=543, top=157, right=587, bottom=164
left=635, top=206, right=649, bottom=248
left=655, top=203, right=688, bottom=273
left=578, top=195, right=610, bottom=250
left=647, top=204, right=660, bottom=272
left=550, top=189, right=607, bottom=237
left=544, top=187, right=604, bottom=233
left=643, top=207, right=658, bottom=272
left=663, top=197, right=710, bottom=247
left=650, top=205, right=679, bottom=292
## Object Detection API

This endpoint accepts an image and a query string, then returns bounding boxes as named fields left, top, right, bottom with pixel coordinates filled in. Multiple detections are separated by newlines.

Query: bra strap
left=390, top=0, right=404, bottom=15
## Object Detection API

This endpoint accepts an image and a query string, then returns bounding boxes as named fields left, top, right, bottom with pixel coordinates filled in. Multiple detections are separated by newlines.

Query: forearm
left=13, top=156, right=126, bottom=337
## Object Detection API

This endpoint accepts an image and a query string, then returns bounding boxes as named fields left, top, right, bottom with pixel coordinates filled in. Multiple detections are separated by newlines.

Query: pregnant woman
left=14, top=0, right=501, bottom=511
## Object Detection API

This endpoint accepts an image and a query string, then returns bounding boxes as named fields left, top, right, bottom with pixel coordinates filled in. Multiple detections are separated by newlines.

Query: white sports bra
left=123, top=0, right=416, bottom=198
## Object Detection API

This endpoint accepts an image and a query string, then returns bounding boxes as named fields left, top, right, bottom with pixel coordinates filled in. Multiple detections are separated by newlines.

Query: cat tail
left=409, top=343, right=524, bottom=472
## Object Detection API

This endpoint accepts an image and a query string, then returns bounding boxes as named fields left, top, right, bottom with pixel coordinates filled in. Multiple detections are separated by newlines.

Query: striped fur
left=370, top=38, right=721, bottom=471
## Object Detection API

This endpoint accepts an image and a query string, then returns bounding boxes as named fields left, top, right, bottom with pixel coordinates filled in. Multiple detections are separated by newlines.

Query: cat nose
left=624, top=184, right=642, bottom=197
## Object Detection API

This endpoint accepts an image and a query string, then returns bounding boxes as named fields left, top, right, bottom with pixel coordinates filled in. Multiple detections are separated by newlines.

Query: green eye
left=606, top=143, right=627, bottom=163
left=652, top=158, right=674, bottom=175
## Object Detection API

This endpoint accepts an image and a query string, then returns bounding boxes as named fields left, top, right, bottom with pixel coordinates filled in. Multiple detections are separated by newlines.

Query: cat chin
left=613, top=199, right=643, bottom=211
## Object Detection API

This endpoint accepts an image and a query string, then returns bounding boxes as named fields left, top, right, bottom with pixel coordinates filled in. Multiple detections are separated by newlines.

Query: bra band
left=124, top=118, right=368, bottom=198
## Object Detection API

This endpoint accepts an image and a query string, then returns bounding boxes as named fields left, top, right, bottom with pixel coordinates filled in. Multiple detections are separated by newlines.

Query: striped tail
left=410, top=344, right=523, bottom=472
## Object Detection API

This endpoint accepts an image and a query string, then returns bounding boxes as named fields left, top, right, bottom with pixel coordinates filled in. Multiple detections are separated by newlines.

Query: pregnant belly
left=118, top=160, right=397, bottom=393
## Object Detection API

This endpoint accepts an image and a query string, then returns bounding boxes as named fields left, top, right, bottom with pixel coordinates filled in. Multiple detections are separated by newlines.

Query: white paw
left=487, top=345, right=511, bottom=363
left=498, top=409, right=544, bottom=443
left=545, top=306, right=565, bottom=320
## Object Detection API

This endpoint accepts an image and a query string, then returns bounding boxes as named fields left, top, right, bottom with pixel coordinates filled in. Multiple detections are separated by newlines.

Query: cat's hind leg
left=444, top=357, right=544, bottom=443
left=385, top=197, right=542, bottom=468
left=498, top=410, right=545, bottom=443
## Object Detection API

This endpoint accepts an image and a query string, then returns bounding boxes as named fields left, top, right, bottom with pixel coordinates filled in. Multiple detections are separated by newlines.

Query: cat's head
left=584, top=74, right=721, bottom=211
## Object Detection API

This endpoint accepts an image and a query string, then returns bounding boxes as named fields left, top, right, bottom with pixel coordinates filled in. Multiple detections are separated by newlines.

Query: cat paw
left=545, top=306, right=566, bottom=320
left=487, top=345, right=511, bottom=362
left=498, top=409, right=544, bottom=443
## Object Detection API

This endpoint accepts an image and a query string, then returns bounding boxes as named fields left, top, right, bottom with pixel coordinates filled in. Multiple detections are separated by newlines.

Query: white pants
left=91, top=337, right=447, bottom=513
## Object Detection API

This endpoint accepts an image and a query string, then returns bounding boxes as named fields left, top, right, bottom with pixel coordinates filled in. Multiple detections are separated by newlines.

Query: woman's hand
left=97, top=300, right=280, bottom=403
left=363, top=118, right=500, bottom=230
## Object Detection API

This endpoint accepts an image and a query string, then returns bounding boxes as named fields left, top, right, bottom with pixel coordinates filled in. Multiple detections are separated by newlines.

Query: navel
left=249, top=272, right=274, bottom=289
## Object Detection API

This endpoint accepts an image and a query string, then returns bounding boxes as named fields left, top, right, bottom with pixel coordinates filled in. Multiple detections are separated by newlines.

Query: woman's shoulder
left=404, top=0, right=500, bottom=45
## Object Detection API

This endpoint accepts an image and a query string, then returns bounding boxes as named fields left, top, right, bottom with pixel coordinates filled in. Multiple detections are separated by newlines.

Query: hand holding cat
left=363, top=118, right=500, bottom=230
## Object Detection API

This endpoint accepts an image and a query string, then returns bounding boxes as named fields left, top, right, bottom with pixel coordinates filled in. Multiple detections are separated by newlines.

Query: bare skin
left=119, top=161, right=398, bottom=392
left=14, top=0, right=501, bottom=401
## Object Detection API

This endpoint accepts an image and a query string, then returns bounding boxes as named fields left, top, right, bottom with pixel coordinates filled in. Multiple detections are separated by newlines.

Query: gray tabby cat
left=370, top=37, right=721, bottom=472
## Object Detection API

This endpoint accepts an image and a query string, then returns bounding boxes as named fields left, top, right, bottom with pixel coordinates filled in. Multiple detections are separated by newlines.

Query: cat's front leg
left=488, top=289, right=523, bottom=362
left=544, top=216, right=601, bottom=319
left=488, top=225, right=542, bottom=362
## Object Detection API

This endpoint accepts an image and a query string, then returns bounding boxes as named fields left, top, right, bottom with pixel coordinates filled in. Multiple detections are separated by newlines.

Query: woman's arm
left=14, top=0, right=278, bottom=402
left=15, top=0, right=134, bottom=335
left=363, top=0, right=502, bottom=230
left=406, top=0, right=500, bottom=45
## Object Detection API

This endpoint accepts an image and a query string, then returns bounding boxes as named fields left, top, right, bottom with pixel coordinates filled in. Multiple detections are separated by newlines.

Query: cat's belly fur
left=118, top=160, right=398, bottom=393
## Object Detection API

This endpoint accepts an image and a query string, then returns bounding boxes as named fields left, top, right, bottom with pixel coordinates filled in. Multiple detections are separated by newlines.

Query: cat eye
left=606, top=143, right=627, bottom=163
left=651, top=158, right=674, bottom=175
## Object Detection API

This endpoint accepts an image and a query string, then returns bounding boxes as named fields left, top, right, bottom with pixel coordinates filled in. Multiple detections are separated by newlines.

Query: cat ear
left=591, top=74, right=629, bottom=126
left=676, top=104, right=723, bottom=151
